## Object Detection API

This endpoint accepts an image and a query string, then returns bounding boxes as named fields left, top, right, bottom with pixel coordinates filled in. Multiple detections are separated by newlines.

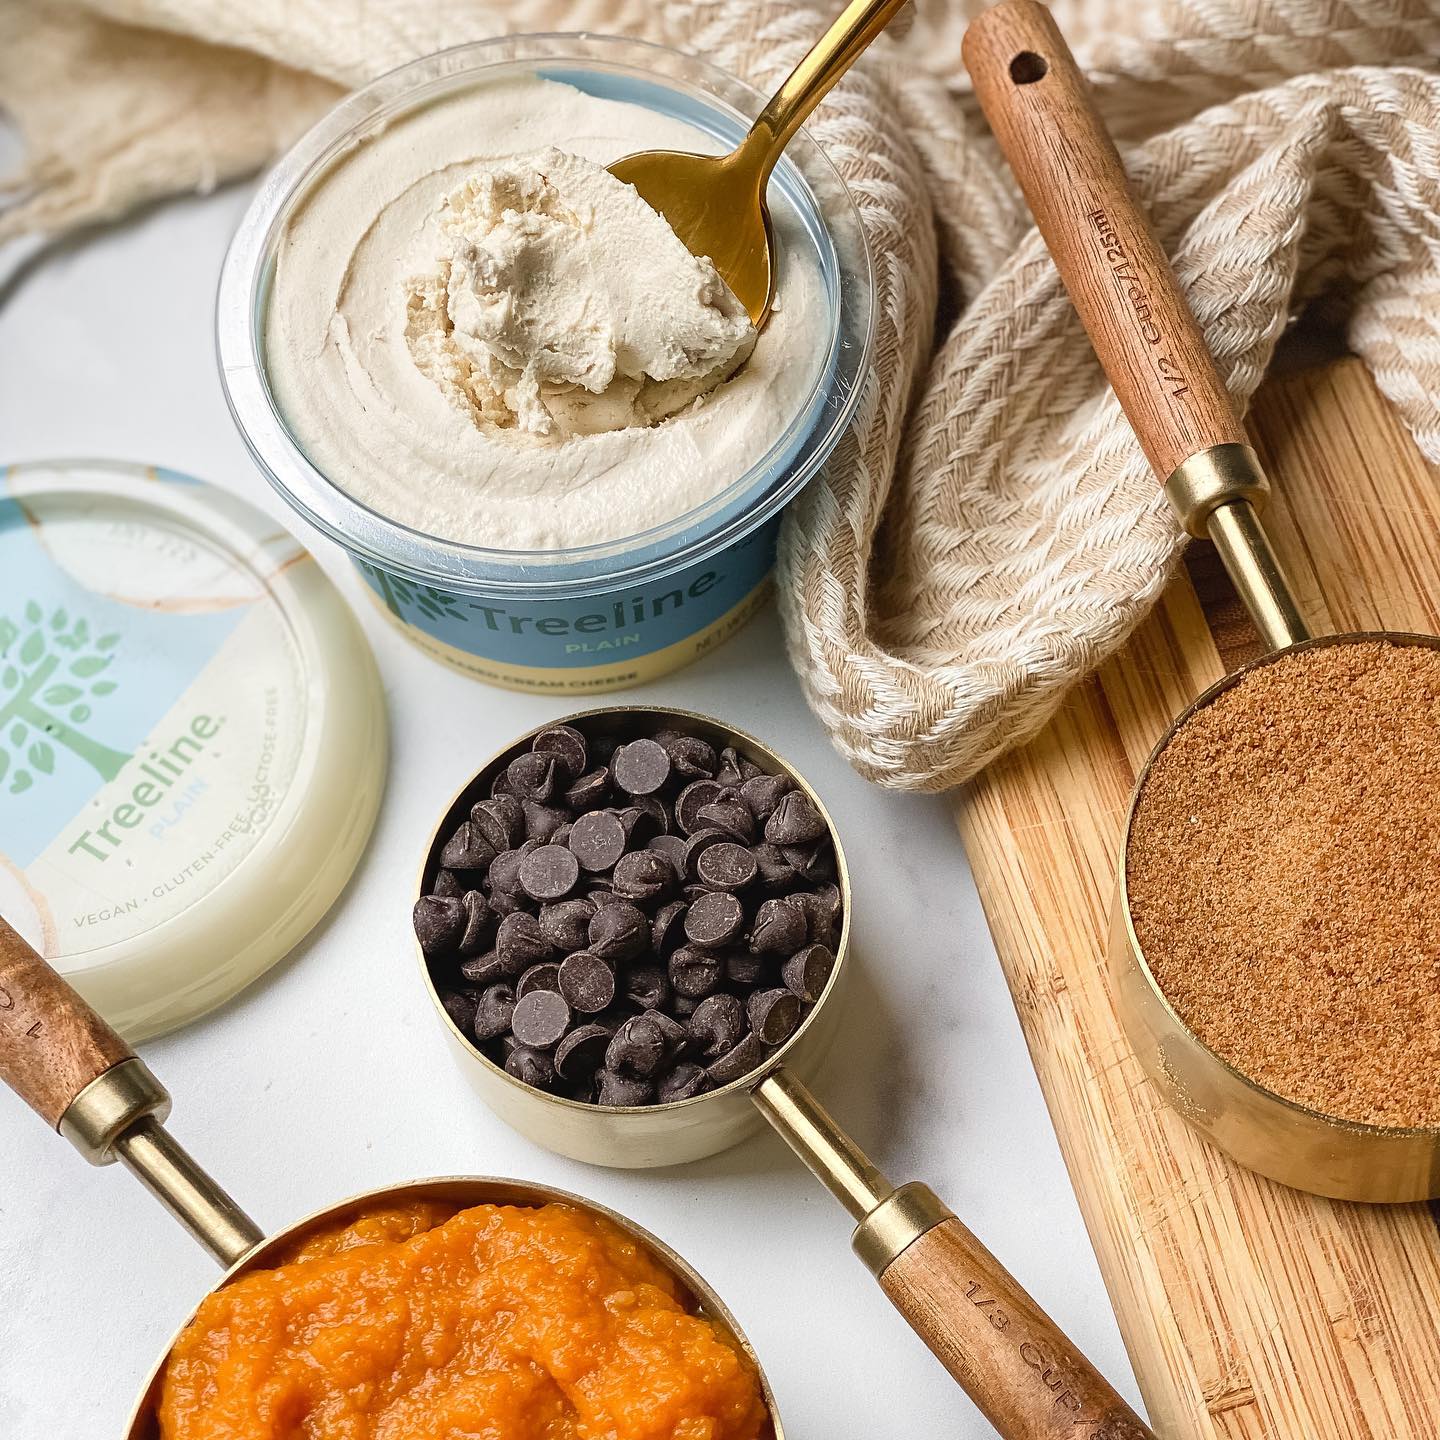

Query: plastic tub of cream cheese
left=218, top=34, right=872, bottom=693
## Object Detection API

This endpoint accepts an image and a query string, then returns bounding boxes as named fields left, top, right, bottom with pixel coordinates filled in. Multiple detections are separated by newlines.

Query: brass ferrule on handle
left=1165, top=445, right=1312, bottom=651
left=752, top=1068, right=952, bottom=1271
left=0, top=914, right=263, bottom=1269
left=751, top=1067, right=1157, bottom=1439
left=60, top=1060, right=263, bottom=1267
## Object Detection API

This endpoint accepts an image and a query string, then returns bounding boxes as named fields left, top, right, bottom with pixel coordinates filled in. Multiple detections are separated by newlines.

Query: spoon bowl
left=608, top=147, right=775, bottom=325
left=610, top=0, right=909, bottom=326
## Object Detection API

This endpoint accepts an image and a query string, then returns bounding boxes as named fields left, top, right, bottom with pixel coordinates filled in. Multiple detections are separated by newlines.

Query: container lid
left=0, top=461, right=386, bottom=1040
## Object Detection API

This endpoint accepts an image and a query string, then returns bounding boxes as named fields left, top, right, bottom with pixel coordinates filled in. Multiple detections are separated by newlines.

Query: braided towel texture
left=5, top=0, right=1439, bottom=789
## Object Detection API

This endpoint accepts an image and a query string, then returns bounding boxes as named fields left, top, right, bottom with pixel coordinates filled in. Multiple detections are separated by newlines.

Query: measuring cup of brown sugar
left=417, top=704, right=1158, bottom=1440
left=966, top=0, right=1440, bottom=1201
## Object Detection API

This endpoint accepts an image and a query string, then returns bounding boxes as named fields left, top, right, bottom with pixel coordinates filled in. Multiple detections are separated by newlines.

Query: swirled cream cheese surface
left=264, top=75, right=828, bottom=551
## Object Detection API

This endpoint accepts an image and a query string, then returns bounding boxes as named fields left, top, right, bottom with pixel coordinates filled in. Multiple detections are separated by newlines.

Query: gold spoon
left=610, top=0, right=910, bottom=326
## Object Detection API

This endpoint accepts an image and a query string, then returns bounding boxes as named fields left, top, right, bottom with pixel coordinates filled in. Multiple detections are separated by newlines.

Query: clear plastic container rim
left=216, top=32, right=875, bottom=601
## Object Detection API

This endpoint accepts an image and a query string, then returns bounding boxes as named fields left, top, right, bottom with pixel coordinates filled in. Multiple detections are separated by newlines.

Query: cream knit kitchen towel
left=4, top=0, right=1439, bottom=789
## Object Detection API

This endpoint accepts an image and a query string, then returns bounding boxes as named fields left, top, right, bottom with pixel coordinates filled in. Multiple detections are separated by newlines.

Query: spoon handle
left=749, top=0, right=912, bottom=172
left=963, top=0, right=1248, bottom=483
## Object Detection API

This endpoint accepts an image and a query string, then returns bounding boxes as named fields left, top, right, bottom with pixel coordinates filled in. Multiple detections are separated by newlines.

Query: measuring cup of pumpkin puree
left=0, top=916, right=783, bottom=1438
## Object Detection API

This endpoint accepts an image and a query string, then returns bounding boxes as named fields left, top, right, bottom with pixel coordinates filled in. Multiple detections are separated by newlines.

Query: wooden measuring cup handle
left=879, top=1211, right=1155, bottom=1438
left=0, top=914, right=133, bottom=1126
left=963, top=0, right=1246, bottom=481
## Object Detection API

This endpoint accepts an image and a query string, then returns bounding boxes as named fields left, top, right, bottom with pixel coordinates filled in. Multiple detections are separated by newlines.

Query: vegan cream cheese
left=264, top=74, right=829, bottom=551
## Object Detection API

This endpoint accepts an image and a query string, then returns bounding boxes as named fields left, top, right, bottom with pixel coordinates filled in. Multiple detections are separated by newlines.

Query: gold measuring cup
left=0, top=918, right=783, bottom=1437
left=964, top=0, right=1440, bottom=1202
left=421, top=705, right=1156, bottom=1439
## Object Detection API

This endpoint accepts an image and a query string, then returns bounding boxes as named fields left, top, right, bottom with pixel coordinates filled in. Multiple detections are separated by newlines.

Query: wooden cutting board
left=951, top=357, right=1440, bottom=1440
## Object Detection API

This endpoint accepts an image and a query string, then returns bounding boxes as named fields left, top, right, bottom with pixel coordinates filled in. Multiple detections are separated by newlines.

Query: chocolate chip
left=647, top=833, right=688, bottom=877
left=440, top=822, right=495, bottom=873
left=612, top=850, right=674, bottom=905
left=682, top=828, right=730, bottom=877
left=486, top=848, right=527, bottom=899
left=724, top=950, right=768, bottom=988
left=765, top=790, right=826, bottom=846
left=511, top=989, right=571, bottom=1049
left=780, top=840, right=834, bottom=883
left=624, top=965, right=671, bottom=1012
left=783, top=944, right=835, bottom=1002
left=568, top=810, right=627, bottom=872
left=473, top=983, right=517, bottom=1041
left=706, top=1031, right=766, bottom=1086
left=714, top=748, right=747, bottom=789
left=457, top=890, right=494, bottom=956
left=795, top=884, right=842, bottom=943
left=558, top=952, right=616, bottom=1014
left=564, top=767, right=611, bottom=810
left=531, top=724, right=588, bottom=782
left=506, top=751, right=560, bottom=803
left=554, top=1023, right=611, bottom=1080
left=676, top=780, right=725, bottom=835
left=651, top=900, right=689, bottom=958
left=588, top=902, right=650, bottom=962
left=750, top=896, right=807, bottom=955
left=752, top=843, right=798, bottom=891
left=505, top=1046, right=555, bottom=1088
left=748, top=988, right=803, bottom=1045
left=606, top=1015, right=666, bottom=1078
left=669, top=946, right=724, bottom=999
left=695, top=796, right=755, bottom=843
left=414, top=895, right=465, bottom=956
left=518, top=844, right=580, bottom=902
left=641, top=1008, right=691, bottom=1062
left=685, top=891, right=745, bottom=948
left=655, top=732, right=717, bottom=780
left=438, top=987, right=478, bottom=1032
left=516, top=961, right=562, bottom=998
left=523, top=801, right=569, bottom=844
left=433, top=869, right=465, bottom=899
left=612, top=738, right=671, bottom=796
left=597, top=1069, right=653, bottom=1107
left=695, top=842, right=758, bottom=893
left=672, top=994, right=700, bottom=1019
left=496, top=911, right=551, bottom=972
left=739, top=772, right=792, bottom=822
left=687, top=993, right=746, bottom=1058
left=657, top=1062, right=711, bottom=1102
left=540, top=897, right=595, bottom=953
left=459, top=949, right=515, bottom=985
left=470, top=795, right=524, bottom=852
left=626, top=796, right=670, bottom=840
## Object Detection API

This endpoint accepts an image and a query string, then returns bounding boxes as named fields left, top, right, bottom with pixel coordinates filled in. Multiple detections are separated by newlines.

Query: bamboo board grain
left=951, top=357, right=1440, bottom=1440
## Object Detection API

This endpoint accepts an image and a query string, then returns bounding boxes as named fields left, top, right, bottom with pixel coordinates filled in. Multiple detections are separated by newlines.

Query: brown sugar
left=1126, top=640, right=1440, bottom=1128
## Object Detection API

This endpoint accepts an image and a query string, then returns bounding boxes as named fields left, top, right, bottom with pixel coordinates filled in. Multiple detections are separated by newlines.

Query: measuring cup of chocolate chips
left=967, top=0, right=1440, bottom=1201
left=416, top=705, right=1156, bottom=1440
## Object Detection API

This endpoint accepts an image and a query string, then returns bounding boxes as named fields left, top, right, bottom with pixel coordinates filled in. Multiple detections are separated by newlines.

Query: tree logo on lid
left=0, top=602, right=130, bottom=795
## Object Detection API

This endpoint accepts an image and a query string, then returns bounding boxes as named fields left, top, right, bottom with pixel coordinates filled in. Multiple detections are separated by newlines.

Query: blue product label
left=357, top=518, right=778, bottom=676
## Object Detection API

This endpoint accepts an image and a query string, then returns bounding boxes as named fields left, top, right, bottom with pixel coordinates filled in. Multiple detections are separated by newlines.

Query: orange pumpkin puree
left=158, top=1201, right=768, bottom=1440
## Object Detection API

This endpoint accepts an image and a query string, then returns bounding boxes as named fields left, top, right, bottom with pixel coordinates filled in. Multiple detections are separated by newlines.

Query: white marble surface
left=0, top=166, right=1142, bottom=1437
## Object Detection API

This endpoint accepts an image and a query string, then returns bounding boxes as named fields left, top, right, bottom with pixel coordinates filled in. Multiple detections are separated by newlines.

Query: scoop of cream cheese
left=406, top=149, right=757, bottom=439
left=264, top=76, right=828, bottom=551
